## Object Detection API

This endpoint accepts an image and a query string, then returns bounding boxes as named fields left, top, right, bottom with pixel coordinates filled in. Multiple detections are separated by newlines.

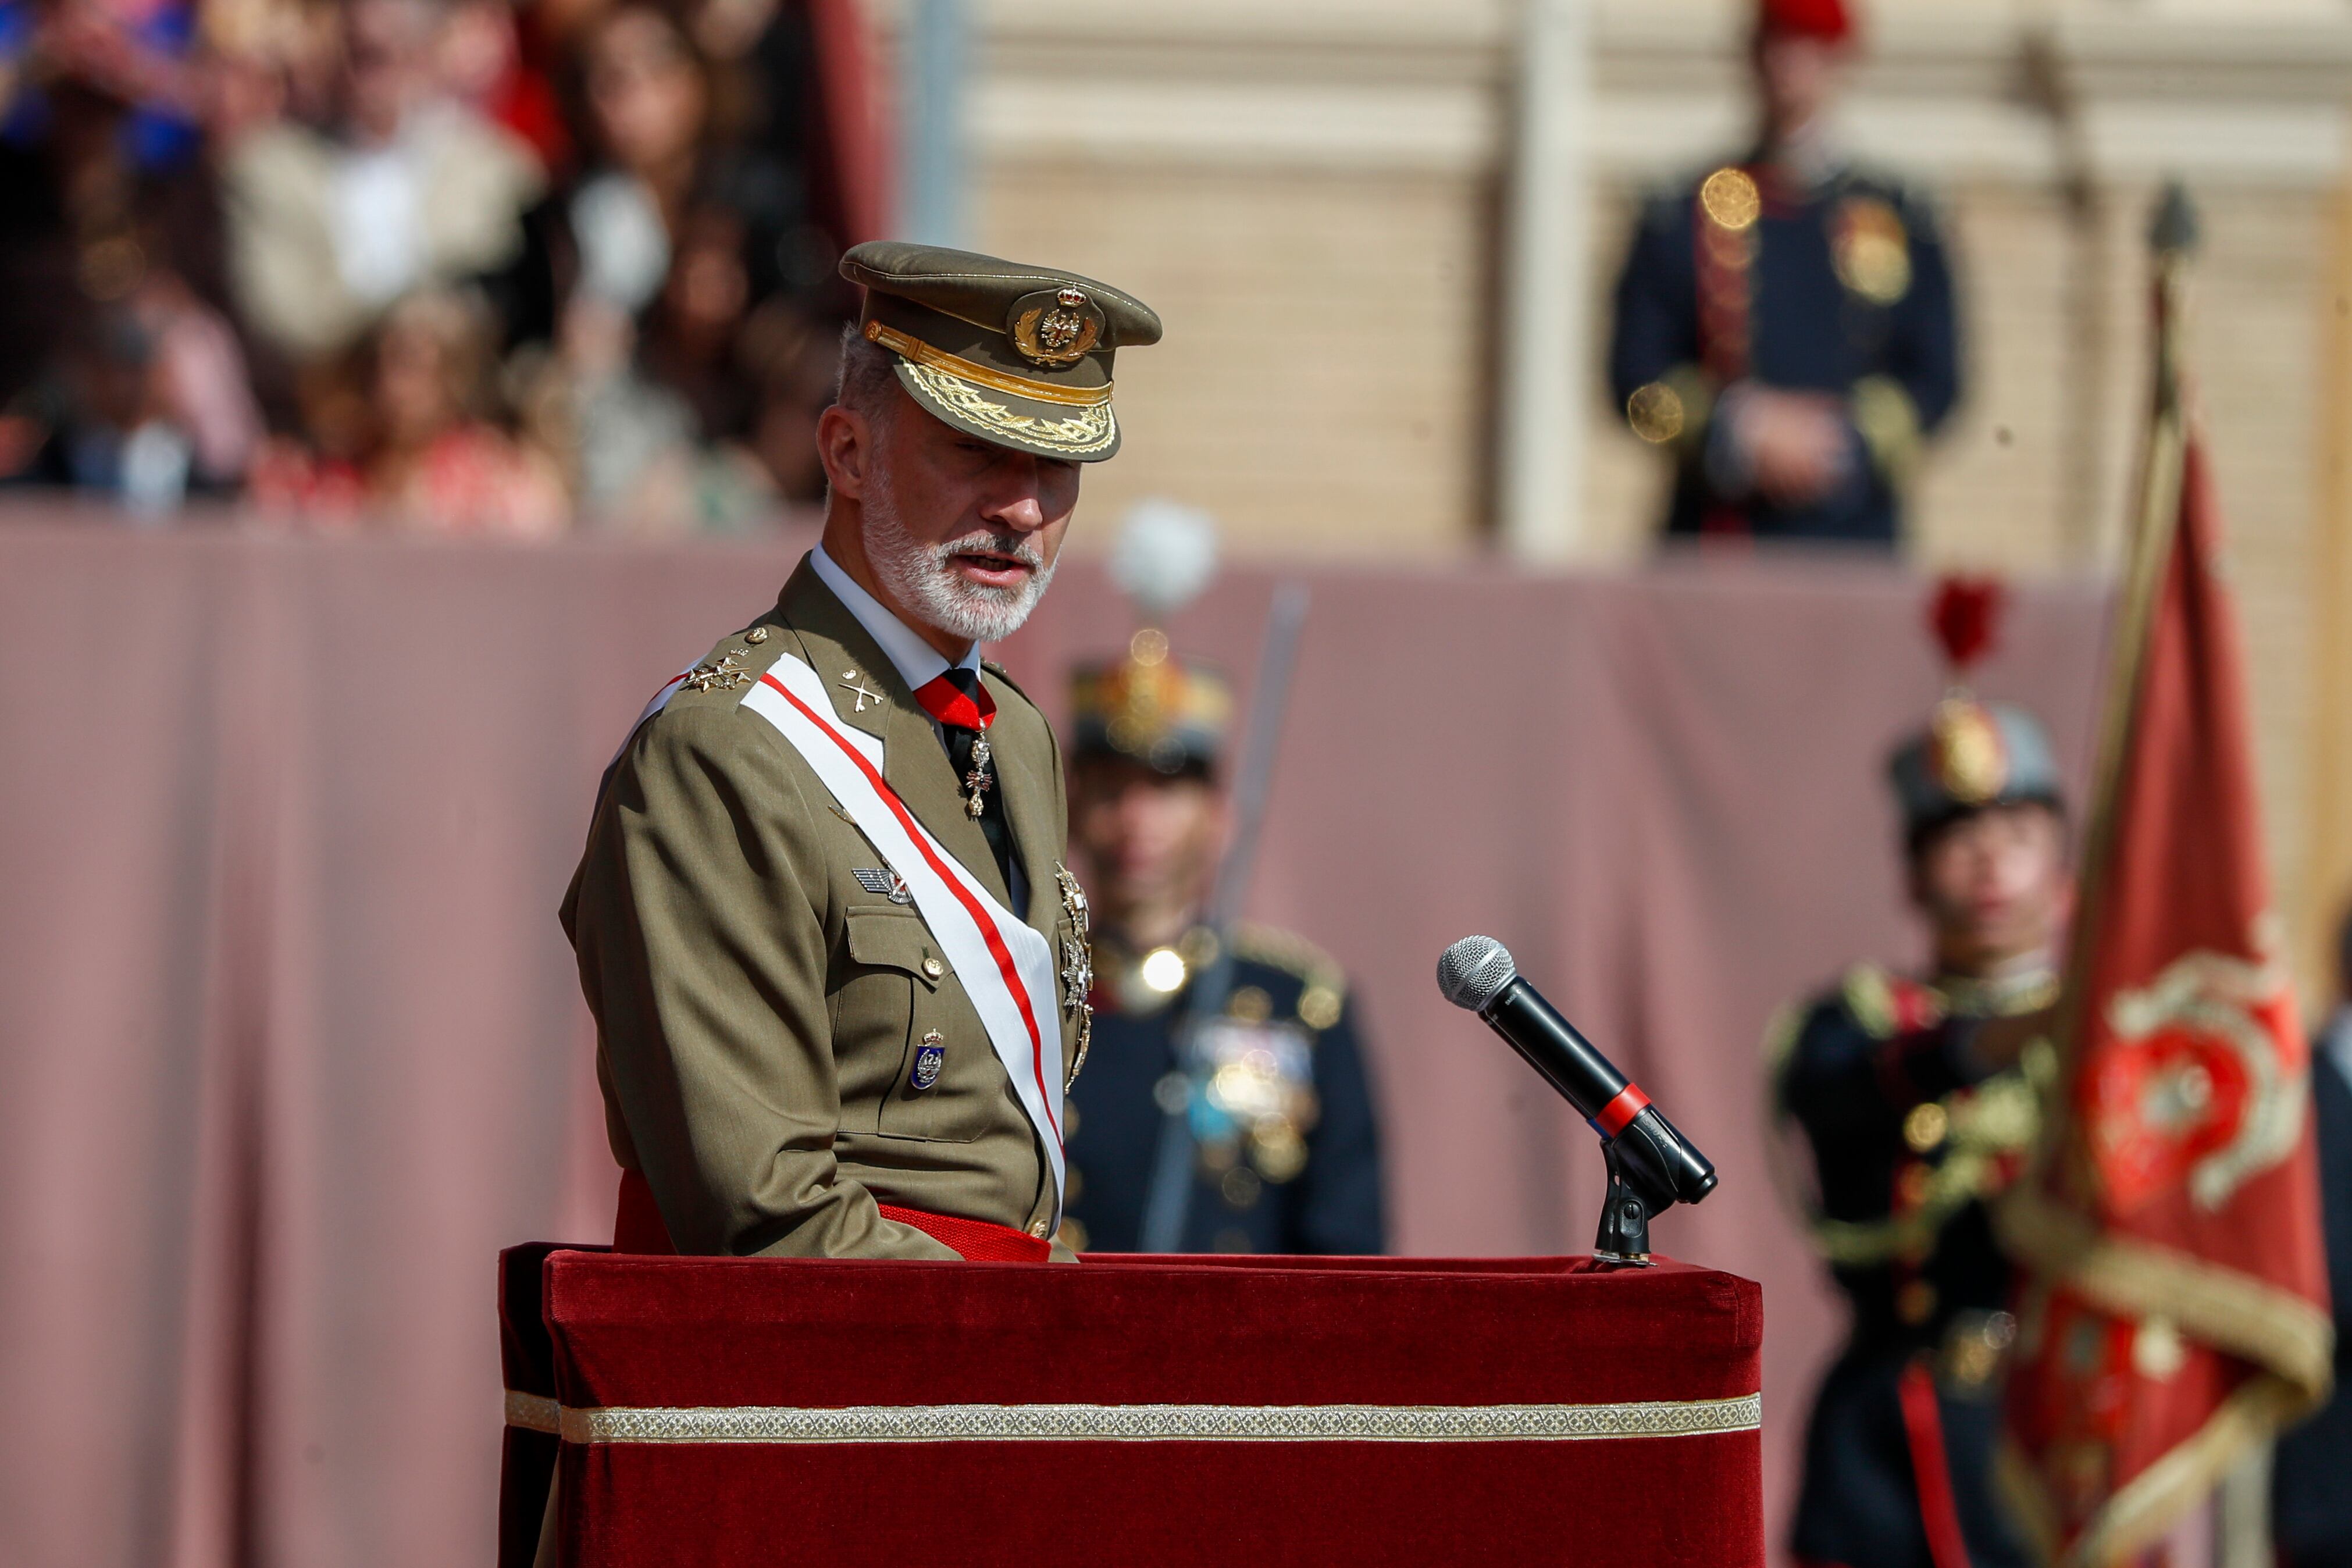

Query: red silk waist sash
left=613, top=1170, right=1050, bottom=1263
left=875, top=1204, right=1051, bottom=1262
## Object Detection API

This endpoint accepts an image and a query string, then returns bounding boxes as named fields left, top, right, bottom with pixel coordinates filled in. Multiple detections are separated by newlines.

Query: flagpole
left=2048, top=184, right=2198, bottom=1112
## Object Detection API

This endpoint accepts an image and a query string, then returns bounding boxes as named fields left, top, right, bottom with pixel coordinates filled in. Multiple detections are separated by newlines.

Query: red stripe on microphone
left=758, top=672, right=1059, bottom=1141
left=1595, top=1083, right=1651, bottom=1138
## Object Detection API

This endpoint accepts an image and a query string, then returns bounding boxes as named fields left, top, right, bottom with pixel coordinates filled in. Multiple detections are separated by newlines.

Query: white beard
left=862, top=468, right=1058, bottom=644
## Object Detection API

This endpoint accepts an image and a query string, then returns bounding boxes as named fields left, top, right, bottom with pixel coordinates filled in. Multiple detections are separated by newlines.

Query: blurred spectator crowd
left=0, top=0, right=861, bottom=534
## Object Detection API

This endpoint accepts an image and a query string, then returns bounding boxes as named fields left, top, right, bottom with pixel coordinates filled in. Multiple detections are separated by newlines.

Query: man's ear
left=816, top=403, right=869, bottom=501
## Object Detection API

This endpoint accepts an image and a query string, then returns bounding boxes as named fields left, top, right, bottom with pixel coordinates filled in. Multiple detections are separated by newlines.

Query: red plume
left=1929, top=576, right=2004, bottom=677
left=1757, top=0, right=1854, bottom=45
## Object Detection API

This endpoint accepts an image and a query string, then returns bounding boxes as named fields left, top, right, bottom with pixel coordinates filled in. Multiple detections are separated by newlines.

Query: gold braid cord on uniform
left=1761, top=965, right=2056, bottom=1268
left=1810, top=1051, right=2051, bottom=1268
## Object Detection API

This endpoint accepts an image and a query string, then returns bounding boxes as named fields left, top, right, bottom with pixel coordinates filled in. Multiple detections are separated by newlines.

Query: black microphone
left=1437, top=936, right=1717, bottom=1220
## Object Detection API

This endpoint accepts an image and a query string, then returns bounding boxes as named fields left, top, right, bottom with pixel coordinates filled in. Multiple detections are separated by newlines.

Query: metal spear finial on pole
left=2150, top=180, right=2201, bottom=259
left=2150, top=181, right=2200, bottom=421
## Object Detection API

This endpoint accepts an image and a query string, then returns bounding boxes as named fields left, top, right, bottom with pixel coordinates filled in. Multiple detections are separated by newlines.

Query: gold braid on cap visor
left=865, top=323, right=1118, bottom=457
left=864, top=322, right=1113, bottom=407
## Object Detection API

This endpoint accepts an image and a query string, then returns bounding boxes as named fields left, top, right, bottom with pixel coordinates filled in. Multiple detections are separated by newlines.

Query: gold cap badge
left=1927, top=697, right=2010, bottom=805
left=1010, top=286, right=1104, bottom=367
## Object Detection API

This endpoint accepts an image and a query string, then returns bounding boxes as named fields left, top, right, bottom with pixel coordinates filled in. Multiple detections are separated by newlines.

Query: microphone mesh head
left=1437, top=936, right=1517, bottom=1012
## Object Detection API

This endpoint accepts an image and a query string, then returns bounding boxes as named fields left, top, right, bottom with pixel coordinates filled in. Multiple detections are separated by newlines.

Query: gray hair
left=832, top=324, right=901, bottom=429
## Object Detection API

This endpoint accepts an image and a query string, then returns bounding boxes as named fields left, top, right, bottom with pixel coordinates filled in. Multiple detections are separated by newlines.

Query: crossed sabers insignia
left=839, top=674, right=885, bottom=712
left=683, top=653, right=751, bottom=693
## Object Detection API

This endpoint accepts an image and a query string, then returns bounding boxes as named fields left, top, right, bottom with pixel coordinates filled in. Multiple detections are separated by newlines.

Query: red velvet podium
left=499, top=1245, right=1763, bottom=1566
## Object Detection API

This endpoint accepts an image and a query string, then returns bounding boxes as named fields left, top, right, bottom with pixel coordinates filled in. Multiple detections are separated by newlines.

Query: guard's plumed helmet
left=1070, top=641, right=1234, bottom=779
left=1070, top=500, right=1231, bottom=778
left=1886, top=579, right=2065, bottom=847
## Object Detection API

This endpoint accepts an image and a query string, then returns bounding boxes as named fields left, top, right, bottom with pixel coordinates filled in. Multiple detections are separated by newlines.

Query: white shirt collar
left=809, top=544, right=980, bottom=694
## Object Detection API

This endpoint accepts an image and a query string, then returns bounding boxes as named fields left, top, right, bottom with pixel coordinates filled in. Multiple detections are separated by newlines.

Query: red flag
left=1998, top=219, right=2333, bottom=1565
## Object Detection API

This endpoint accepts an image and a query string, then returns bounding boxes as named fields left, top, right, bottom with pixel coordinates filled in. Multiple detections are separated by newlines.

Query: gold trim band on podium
left=504, top=1390, right=1762, bottom=1444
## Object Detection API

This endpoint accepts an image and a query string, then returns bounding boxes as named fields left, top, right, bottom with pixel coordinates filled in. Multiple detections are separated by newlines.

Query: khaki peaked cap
left=840, top=241, right=1162, bottom=462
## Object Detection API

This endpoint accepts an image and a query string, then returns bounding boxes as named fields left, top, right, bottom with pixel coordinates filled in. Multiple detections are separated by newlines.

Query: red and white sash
left=628, top=648, right=1066, bottom=1219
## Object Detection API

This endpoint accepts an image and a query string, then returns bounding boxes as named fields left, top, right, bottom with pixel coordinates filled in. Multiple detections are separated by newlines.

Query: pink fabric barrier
left=0, top=515, right=2106, bottom=1567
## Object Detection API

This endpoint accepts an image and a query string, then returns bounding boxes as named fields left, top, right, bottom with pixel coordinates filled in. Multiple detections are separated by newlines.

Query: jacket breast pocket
left=842, top=908, right=997, bottom=1145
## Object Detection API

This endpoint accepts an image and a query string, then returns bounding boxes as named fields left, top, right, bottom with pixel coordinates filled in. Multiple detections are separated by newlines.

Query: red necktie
left=913, top=669, right=996, bottom=733
left=914, top=669, right=1004, bottom=840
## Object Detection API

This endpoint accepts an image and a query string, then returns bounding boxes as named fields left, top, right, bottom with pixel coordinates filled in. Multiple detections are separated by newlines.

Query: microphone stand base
left=1587, top=1249, right=1653, bottom=1270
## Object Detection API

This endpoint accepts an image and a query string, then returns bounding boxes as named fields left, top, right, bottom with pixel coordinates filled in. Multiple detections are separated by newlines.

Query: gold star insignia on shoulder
left=683, top=653, right=752, bottom=693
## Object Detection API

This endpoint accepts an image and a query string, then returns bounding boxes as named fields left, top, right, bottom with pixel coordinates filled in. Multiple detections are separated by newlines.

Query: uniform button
left=745, top=626, right=770, bottom=644
left=1904, top=1102, right=1949, bottom=1153
left=1028, top=1218, right=1051, bottom=1238
left=922, top=957, right=944, bottom=979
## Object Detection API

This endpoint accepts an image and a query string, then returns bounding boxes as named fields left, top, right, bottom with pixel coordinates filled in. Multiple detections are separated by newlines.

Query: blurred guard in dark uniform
left=1058, top=633, right=1385, bottom=1256
left=1767, top=597, right=2068, bottom=1568
left=2272, top=906, right=2352, bottom=1568
left=1609, top=0, right=1960, bottom=544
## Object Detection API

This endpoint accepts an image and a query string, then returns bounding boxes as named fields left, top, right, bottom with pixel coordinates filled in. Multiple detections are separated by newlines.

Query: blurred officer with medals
left=1767, top=583, right=2063, bottom=1568
left=1609, top=0, right=1960, bottom=544
left=1054, top=510, right=1386, bottom=1257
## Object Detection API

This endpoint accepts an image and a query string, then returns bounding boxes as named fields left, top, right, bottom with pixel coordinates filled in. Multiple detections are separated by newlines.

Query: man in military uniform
left=561, top=241, right=1161, bottom=1264
left=1608, top=0, right=1960, bottom=544
left=1768, top=696, right=2068, bottom=1568
left=1055, top=638, right=1385, bottom=1256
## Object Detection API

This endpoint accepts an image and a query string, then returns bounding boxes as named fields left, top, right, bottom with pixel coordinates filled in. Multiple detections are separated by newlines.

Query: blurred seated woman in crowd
left=251, top=286, right=565, bottom=534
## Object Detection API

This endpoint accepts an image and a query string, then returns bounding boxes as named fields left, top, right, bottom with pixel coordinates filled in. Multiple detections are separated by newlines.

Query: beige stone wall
left=939, top=0, right=2352, bottom=999
left=976, top=165, right=1492, bottom=557
left=2188, top=189, right=2336, bottom=994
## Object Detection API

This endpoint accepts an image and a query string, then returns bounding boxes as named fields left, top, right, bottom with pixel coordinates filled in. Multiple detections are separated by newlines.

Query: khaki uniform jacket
left=561, top=559, right=1085, bottom=1260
